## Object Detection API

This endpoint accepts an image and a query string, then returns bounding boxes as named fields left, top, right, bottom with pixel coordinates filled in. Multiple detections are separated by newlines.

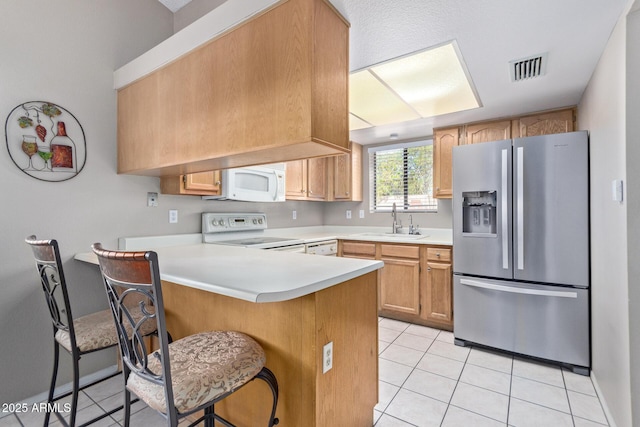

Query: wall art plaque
left=5, top=101, right=86, bottom=182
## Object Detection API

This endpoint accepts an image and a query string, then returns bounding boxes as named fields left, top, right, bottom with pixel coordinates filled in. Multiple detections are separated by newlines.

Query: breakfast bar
left=76, top=244, right=383, bottom=426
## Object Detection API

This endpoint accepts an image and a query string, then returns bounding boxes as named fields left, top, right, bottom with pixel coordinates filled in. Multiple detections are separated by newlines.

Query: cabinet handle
left=309, top=190, right=313, bottom=194
left=346, top=191, right=349, bottom=195
left=436, top=252, right=441, bottom=257
left=427, top=267, right=432, bottom=271
left=215, top=181, right=221, bottom=185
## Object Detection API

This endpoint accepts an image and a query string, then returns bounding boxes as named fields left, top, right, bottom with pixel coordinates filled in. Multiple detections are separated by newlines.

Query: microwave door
left=453, top=139, right=512, bottom=279
left=228, top=167, right=282, bottom=202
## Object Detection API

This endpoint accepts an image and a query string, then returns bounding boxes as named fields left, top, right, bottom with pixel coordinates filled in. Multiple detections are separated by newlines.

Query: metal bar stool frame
left=91, top=243, right=279, bottom=427
left=25, top=236, right=150, bottom=427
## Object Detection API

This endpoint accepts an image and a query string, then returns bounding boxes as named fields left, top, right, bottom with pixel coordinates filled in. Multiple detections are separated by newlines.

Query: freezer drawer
left=454, top=275, right=589, bottom=369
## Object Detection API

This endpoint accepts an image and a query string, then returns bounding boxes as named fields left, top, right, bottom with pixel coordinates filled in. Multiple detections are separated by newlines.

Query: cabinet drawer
left=342, top=241, right=376, bottom=258
left=380, top=244, right=419, bottom=259
left=427, top=247, right=452, bottom=262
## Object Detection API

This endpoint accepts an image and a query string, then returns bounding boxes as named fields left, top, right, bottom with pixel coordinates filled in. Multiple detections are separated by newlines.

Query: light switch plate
left=346, top=210, right=351, bottom=219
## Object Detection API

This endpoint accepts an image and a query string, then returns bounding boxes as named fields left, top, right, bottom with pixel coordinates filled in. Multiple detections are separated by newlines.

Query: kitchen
left=0, top=0, right=638, bottom=426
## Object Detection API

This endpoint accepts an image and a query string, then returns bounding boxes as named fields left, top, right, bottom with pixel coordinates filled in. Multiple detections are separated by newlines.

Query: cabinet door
left=464, top=120, right=511, bottom=144
left=514, top=109, right=575, bottom=137
left=285, top=160, right=307, bottom=199
left=332, top=153, right=352, bottom=200
left=184, top=171, right=221, bottom=193
left=307, top=157, right=327, bottom=200
left=424, top=261, right=453, bottom=324
left=380, top=257, right=420, bottom=316
left=160, top=170, right=221, bottom=195
left=433, top=127, right=459, bottom=199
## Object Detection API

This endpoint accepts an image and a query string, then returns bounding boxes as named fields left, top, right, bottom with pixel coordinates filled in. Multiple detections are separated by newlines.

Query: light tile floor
left=0, top=317, right=610, bottom=426
left=375, top=317, right=609, bottom=427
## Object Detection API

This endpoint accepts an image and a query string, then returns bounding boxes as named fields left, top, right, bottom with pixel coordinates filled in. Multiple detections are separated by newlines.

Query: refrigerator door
left=453, top=139, right=512, bottom=279
left=513, top=131, right=589, bottom=287
left=454, top=275, right=590, bottom=369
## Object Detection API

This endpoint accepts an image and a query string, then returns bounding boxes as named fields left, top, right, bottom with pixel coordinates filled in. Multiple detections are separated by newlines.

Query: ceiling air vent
left=509, top=53, right=548, bottom=82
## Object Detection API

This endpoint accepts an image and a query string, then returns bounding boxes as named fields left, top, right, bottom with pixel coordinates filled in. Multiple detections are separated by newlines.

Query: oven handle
left=459, top=278, right=578, bottom=298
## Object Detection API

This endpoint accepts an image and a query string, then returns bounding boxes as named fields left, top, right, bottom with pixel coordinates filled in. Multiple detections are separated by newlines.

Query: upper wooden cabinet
left=464, top=120, right=512, bottom=144
left=513, top=109, right=575, bottom=137
left=286, top=142, right=362, bottom=202
left=433, top=107, right=576, bottom=199
left=286, top=158, right=327, bottom=201
left=117, top=0, right=350, bottom=177
left=433, top=127, right=459, bottom=199
left=160, top=170, right=221, bottom=196
left=329, top=142, right=362, bottom=201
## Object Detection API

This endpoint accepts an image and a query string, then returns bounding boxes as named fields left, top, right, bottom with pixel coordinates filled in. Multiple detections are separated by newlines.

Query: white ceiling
left=159, top=0, right=630, bottom=145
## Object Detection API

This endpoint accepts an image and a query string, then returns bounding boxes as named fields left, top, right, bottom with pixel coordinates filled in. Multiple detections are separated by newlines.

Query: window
left=369, top=140, right=437, bottom=212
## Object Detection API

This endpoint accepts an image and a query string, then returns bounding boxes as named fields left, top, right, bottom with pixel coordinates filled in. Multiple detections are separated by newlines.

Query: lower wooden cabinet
left=339, top=240, right=453, bottom=330
left=379, top=245, right=421, bottom=316
left=423, top=247, right=453, bottom=324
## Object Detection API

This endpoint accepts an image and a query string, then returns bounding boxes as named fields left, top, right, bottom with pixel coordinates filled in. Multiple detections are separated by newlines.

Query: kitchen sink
left=355, top=232, right=428, bottom=240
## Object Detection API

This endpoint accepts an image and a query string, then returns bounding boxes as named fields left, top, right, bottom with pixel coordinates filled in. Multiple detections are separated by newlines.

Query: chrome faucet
left=408, top=214, right=420, bottom=235
left=391, top=203, right=402, bottom=234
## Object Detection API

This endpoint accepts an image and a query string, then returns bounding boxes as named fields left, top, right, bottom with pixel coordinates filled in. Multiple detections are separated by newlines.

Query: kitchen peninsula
left=76, top=244, right=383, bottom=426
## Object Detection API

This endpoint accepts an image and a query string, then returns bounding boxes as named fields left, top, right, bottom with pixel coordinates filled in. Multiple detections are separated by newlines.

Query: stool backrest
left=25, top=235, right=77, bottom=350
left=91, top=243, right=175, bottom=418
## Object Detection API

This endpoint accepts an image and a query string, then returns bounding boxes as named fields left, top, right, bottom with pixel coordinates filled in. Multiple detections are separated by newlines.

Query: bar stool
left=25, top=236, right=159, bottom=426
left=91, top=243, right=279, bottom=427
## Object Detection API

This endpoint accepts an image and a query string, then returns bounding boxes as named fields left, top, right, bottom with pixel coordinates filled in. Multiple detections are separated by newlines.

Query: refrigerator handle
left=501, top=149, right=509, bottom=270
left=516, top=146, right=524, bottom=270
left=459, top=278, right=578, bottom=298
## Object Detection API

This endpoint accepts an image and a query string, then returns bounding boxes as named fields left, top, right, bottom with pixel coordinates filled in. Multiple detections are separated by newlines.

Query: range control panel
left=202, top=213, right=268, bottom=234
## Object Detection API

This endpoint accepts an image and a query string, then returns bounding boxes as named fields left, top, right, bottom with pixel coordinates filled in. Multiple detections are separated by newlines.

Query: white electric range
left=202, top=212, right=307, bottom=253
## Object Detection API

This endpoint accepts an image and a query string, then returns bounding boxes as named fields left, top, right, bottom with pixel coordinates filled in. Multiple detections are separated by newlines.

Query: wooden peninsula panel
left=160, top=271, right=378, bottom=426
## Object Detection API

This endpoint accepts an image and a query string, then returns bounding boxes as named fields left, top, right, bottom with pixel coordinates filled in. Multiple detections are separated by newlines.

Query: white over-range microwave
left=202, top=163, right=286, bottom=202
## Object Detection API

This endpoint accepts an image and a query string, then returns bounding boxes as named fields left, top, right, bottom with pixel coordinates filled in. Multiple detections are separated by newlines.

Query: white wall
left=625, top=2, right=640, bottom=425
left=0, top=0, right=325, bottom=404
left=578, top=1, right=632, bottom=424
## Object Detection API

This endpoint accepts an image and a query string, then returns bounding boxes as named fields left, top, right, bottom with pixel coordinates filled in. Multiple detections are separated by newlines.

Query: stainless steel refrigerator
left=452, top=130, right=590, bottom=374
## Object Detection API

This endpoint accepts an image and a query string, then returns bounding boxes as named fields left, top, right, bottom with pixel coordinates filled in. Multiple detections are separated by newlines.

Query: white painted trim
left=113, top=0, right=282, bottom=89
left=0, top=365, right=119, bottom=420
left=591, top=371, right=618, bottom=427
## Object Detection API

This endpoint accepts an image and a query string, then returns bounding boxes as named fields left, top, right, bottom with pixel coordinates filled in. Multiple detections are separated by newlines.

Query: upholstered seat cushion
left=55, top=307, right=157, bottom=353
left=127, top=331, right=266, bottom=414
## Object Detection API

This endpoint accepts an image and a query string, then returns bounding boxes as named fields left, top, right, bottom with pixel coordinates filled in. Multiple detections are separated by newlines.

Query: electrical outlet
left=147, top=192, right=158, bottom=207
left=359, top=209, right=365, bottom=219
left=323, top=341, right=333, bottom=373
left=346, top=210, right=352, bottom=219
left=292, top=210, right=297, bottom=220
left=169, top=209, right=178, bottom=223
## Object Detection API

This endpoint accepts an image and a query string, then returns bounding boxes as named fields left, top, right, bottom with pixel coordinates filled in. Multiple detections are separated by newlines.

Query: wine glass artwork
left=5, top=101, right=86, bottom=182
left=21, top=135, right=38, bottom=171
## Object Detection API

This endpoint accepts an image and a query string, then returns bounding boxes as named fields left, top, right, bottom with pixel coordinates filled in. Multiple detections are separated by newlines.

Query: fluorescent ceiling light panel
left=348, top=41, right=480, bottom=130
left=349, top=70, right=421, bottom=126
left=349, top=114, right=373, bottom=130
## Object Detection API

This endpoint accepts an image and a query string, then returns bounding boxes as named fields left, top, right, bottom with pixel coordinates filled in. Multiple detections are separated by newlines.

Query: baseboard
left=591, top=371, right=618, bottom=427
left=0, top=364, right=119, bottom=420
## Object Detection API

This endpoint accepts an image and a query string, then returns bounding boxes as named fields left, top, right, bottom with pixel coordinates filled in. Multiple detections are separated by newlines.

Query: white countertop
left=76, top=244, right=383, bottom=304
left=76, top=225, right=450, bottom=304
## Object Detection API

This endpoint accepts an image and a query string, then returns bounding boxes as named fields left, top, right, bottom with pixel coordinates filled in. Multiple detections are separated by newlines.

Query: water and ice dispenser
left=462, top=191, right=497, bottom=235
